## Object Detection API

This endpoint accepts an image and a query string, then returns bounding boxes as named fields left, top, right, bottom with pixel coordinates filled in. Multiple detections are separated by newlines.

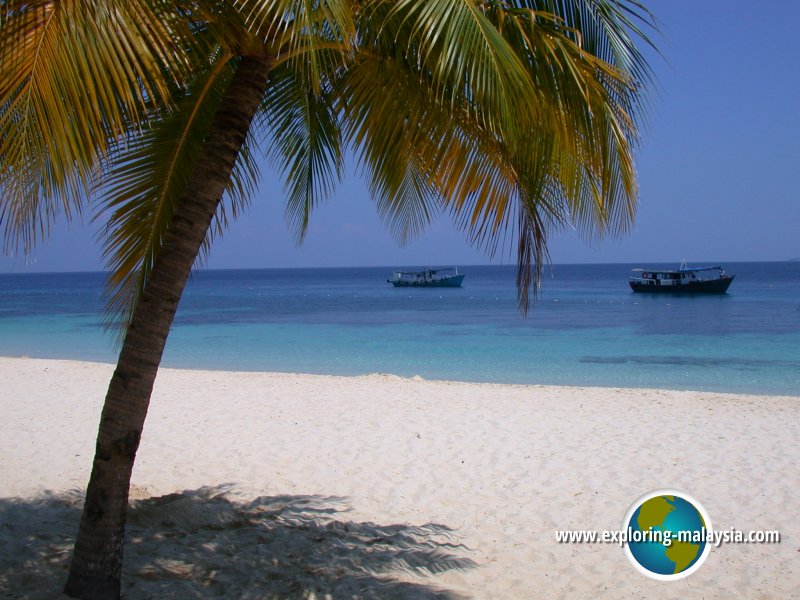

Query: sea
left=1, top=262, right=799, bottom=396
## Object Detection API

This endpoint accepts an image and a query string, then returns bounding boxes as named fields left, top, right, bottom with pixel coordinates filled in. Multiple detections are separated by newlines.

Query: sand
left=0, top=356, right=797, bottom=598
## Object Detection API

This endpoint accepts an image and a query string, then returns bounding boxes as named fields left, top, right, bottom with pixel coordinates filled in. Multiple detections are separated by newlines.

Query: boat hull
left=629, top=275, right=735, bottom=294
left=389, top=274, right=465, bottom=288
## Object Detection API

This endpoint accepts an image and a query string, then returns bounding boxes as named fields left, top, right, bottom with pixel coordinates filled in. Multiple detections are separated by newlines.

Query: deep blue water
left=1, top=262, right=799, bottom=395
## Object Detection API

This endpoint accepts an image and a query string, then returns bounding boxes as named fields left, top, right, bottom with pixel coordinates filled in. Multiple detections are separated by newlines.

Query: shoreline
left=3, top=353, right=797, bottom=399
left=2, top=356, right=798, bottom=598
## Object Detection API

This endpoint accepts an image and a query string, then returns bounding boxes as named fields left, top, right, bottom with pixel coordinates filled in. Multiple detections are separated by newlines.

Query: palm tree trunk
left=64, top=55, right=271, bottom=599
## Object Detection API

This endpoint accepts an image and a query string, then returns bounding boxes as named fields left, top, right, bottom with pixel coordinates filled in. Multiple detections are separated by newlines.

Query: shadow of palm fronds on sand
left=0, top=486, right=476, bottom=599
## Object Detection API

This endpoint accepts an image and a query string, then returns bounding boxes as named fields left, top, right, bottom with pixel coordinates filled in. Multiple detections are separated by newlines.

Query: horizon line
left=1, top=259, right=796, bottom=277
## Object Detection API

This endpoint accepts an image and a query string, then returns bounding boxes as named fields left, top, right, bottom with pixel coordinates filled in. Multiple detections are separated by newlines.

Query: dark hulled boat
left=629, top=262, right=734, bottom=294
left=387, top=268, right=465, bottom=288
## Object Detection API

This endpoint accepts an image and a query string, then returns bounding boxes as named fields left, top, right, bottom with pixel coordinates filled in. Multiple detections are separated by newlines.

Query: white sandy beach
left=0, top=356, right=797, bottom=598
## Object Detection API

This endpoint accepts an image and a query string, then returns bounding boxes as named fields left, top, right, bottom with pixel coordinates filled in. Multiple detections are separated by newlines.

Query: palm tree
left=1, top=0, right=656, bottom=597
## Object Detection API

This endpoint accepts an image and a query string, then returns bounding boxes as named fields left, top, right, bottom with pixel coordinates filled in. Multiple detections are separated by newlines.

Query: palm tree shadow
left=0, top=486, right=476, bottom=599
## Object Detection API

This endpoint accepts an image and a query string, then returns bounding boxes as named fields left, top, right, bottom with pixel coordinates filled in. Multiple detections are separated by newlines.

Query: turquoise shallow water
left=1, top=263, right=799, bottom=395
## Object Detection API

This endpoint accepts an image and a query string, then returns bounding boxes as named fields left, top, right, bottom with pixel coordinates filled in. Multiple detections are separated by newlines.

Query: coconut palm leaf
left=236, top=1, right=357, bottom=242
left=262, top=58, right=344, bottom=242
left=534, top=0, right=658, bottom=84
left=97, top=53, right=261, bottom=333
left=338, top=53, right=443, bottom=245
left=0, top=0, right=199, bottom=251
left=339, top=0, right=548, bottom=246
left=344, top=0, right=652, bottom=308
left=235, top=0, right=355, bottom=91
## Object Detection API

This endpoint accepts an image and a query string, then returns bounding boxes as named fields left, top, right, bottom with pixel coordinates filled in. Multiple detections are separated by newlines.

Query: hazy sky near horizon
left=2, top=1, right=798, bottom=273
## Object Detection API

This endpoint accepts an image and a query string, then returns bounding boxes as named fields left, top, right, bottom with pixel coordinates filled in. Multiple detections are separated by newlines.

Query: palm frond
left=346, top=1, right=652, bottom=311
left=97, top=54, right=262, bottom=335
left=235, top=0, right=355, bottom=85
left=0, top=0, right=199, bottom=251
left=339, top=54, right=444, bottom=244
left=532, top=0, right=658, bottom=86
left=363, top=0, right=540, bottom=135
left=515, top=198, right=552, bottom=315
left=235, top=1, right=356, bottom=241
left=262, top=59, right=343, bottom=242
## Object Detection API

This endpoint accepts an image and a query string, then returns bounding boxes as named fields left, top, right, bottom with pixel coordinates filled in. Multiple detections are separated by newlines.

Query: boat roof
left=392, top=268, right=456, bottom=274
left=631, top=266, right=724, bottom=273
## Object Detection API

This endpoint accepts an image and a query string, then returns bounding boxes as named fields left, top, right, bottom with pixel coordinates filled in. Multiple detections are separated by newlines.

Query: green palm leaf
left=234, top=1, right=357, bottom=242
left=97, top=54, right=261, bottom=334
left=236, top=0, right=355, bottom=90
left=345, top=1, right=653, bottom=309
left=535, top=0, right=658, bottom=85
left=368, top=0, right=539, bottom=135
left=0, top=0, right=198, bottom=251
left=262, top=58, right=344, bottom=242
left=339, top=54, right=443, bottom=244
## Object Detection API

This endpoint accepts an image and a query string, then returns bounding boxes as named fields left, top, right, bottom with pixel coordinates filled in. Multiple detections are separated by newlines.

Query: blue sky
left=2, top=0, right=798, bottom=273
